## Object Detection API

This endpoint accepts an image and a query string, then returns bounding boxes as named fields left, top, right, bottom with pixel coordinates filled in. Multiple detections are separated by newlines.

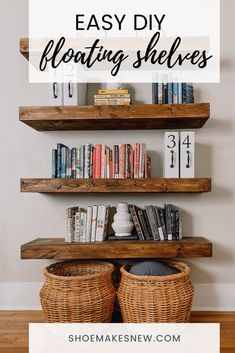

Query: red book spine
left=95, top=144, right=102, bottom=178
left=119, top=144, right=125, bottom=178
left=130, top=145, right=134, bottom=178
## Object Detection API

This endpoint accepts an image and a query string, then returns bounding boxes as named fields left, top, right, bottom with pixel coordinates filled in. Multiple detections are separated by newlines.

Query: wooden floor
left=0, top=311, right=234, bottom=353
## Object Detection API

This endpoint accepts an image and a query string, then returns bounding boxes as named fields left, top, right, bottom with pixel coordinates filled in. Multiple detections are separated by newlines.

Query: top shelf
left=19, top=104, right=210, bottom=131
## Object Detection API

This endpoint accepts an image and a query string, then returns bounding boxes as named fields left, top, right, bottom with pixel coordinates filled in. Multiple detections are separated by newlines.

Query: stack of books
left=94, top=89, right=131, bottom=105
left=65, top=203, right=182, bottom=243
left=52, top=143, right=151, bottom=179
left=152, top=82, right=194, bottom=104
left=65, top=205, right=115, bottom=243
left=129, top=204, right=182, bottom=241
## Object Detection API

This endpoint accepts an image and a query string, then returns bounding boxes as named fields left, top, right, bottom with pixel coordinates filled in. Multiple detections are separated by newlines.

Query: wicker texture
left=40, top=261, right=116, bottom=323
left=118, top=260, right=194, bottom=323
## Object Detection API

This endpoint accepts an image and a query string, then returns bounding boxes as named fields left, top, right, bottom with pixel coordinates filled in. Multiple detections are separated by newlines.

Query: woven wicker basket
left=40, top=261, right=116, bottom=323
left=118, top=260, right=194, bottom=323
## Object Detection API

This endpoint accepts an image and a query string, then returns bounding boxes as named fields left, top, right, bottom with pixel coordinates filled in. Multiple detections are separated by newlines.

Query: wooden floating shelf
left=19, top=104, right=210, bottom=131
left=20, top=178, right=211, bottom=193
left=21, top=237, right=213, bottom=259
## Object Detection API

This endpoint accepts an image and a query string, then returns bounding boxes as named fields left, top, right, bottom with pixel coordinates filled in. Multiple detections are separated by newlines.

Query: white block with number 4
left=180, top=131, right=195, bottom=178
left=164, top=132, right=180, bottom=178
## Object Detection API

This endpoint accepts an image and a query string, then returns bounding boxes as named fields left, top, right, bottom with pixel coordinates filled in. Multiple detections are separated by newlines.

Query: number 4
left=182, top=135, right=191, bottom=149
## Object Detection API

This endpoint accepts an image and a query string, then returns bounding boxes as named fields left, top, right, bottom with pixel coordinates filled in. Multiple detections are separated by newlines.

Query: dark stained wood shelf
left=21, top=237, right=213, bottom=259
left=19, top=104, right=210, bottom=131
left=20, top=178, right=211, bottom=193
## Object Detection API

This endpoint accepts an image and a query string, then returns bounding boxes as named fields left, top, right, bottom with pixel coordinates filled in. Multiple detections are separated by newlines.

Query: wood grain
left=0, top=311, right=235, bottom=353
left=19, top=104, right=210, bottom=131
left=20, top=178, right=212, bottom=193
left=21, top=237, right=213, bottom=259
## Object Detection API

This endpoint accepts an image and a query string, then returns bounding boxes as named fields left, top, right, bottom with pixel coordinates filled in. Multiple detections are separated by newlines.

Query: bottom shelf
left=21, top=237, right=212, bottom=259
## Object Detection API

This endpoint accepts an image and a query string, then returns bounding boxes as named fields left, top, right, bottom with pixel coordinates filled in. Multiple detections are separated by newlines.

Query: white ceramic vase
left=112, top=203, right=134, bottom=237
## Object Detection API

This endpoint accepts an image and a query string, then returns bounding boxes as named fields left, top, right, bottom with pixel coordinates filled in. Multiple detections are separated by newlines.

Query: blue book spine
left=71, top=148, right=77, bottom=178
left=167, top=83, right=173, bottom=104
left=178, top=83, right=183, bottom=104
left=56, top=143, right=62, bottom=179
left=173, top=83, right=178, bottom=104
left=61, top=147, right=67, bottom=179
left=182, top=83, right=187, bottom=103
left=52, top=149, right=57, bottom=178
left=186, top=83, right=194, bottom=103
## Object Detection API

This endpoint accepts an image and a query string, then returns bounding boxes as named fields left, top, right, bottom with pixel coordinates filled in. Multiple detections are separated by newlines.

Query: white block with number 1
left=164, top=132, right=180, bottom=178
left=180, top=131, right=195, bottom=178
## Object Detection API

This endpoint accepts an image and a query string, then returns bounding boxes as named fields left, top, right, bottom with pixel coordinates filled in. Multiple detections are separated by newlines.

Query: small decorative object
left=112, top=202, right=134, bottom=237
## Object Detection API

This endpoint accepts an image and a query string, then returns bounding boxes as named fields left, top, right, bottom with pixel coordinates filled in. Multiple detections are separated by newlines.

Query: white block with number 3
left=164, top=132, right=180, bottom=178
left=180, top=131, right=195, bottom=178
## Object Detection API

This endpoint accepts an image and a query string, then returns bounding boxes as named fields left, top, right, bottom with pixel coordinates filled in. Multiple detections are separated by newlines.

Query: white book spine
left=79, top=212, right=87, bottom=243
left=139, top=143, right=146, bottom=178
left=85, top=206, right=93, bottom=242
left=95, top=206, right=106, bottom=242
left=91, top=205, right=98, bottom=242
left=74, top=212, right=81, bottom=242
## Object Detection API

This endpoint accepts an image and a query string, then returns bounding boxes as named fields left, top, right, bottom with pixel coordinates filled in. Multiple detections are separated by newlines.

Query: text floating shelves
left=21, top=237, right=213, bottom=260
left=20, top=178, right=211, bottom=193
left=19, top=104, right=210, bottom=131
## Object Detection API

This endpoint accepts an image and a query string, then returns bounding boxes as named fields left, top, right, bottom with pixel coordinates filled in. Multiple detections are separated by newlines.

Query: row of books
left=65, top=205, right=114, bottom=243
left=152, top=83, right=194, bottom=104
left=94, top=89, right=131, bottom=105
left=65, top=203, right=182, bottom=243
left=52, top=143, right=151, bottom=179
left=129, top=204, right=182, bottom=241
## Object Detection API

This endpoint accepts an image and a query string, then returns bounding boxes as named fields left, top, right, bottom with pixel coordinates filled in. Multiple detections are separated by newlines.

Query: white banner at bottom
left=29, top=323, right=220, bottom=353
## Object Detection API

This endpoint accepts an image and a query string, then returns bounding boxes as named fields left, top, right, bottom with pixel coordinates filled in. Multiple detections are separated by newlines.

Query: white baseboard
left=0, top=282, right=235, bottom=311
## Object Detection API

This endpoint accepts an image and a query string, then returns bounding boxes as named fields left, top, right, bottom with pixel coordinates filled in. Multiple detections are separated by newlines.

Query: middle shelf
left=20, top=178, right=212, bottom=193
left=21, top=237, right=213, bottom=259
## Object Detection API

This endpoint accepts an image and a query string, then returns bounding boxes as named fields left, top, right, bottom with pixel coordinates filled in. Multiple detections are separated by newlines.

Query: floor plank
left=0, top=311, right=234, bottom=353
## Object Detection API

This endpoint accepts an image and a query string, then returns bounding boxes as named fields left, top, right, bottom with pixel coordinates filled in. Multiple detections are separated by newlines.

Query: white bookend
left=164, top=132, right=180, bottom=178
left=91, top=206, right=98, bottom=242
left=180, top=131, right=195, bottom=178
left=95, top=206, right=107, bottom=242
left=48, top=67, right=63, bottom=105
left=85, top=206, right=93, bottom=242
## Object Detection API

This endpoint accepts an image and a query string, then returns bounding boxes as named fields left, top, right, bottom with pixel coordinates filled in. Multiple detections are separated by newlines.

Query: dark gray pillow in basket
left=128, top=261, right=179, bottom=276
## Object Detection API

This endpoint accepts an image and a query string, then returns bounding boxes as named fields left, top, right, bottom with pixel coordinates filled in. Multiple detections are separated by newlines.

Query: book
left=52, top=149, right=57, bottom=178
left=57, top=143, right=67, bottom=179
left=65, top=207, right=79, bottom=242
left=79, top=211, right=87, bottom=242
left=158, top=207, right=168, bottom=240
left=66, top=148, right=71, bottom=178
left=98, top=89, right=128, bottom=95
left=186, top=83, right=194, bottom=103
left=139, top=143, right=146, bottom=178
left=71, top=148, right=77, bottom=178
left=107, top=234, right=138, bottom=241
left=114, top=145, right=119, bottom=178
left=173, top=83, right=178, bottom=104
left=85, top=206, right=93, bottom=242
left=154, top=206, right=165, bottom=241
left=152, top=82, right=158, bottom=104
left=167, top=83, right=173, bottom=104
left=145, top=205, right=160, bottom=241
left=91, top=205, right=98, bottom=242
left=129, top=205, right=145, bottom=240
left=178, top=83, right=183, bottom=104
left=96, top=205, right=109, bottom=241
left=94, top=94, right=130, bottom=98
left=182, top=83, right=187, bottom=103
left=61, top=146, right=67, bottom=178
